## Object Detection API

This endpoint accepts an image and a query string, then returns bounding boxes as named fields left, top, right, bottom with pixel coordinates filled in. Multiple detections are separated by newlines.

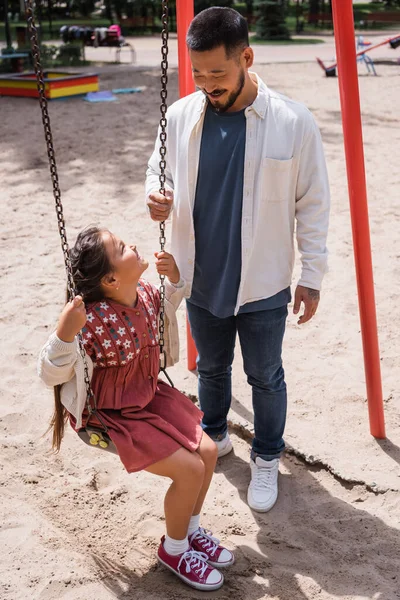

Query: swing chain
left=26, top=0, right=171, bottom=423
left=25, top=0, right=75, bottom=302
left=25, top=0, right=101, bottom=423
left=158, top=0, right=169, bottom=370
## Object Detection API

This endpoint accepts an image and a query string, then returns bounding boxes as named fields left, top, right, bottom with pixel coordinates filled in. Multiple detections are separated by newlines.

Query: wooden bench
left=87, top=29, right=135, bottom=63
left=363, top=12, right=400, bottom=27
left=59, top=26, right=136, bottom=64
left=305, top=12, right=333, bottom=27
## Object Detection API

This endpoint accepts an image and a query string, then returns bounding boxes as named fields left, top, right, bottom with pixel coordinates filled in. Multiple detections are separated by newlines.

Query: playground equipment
left=175, top=0, right=197, bottom=371
left=25, top=0, right=171, bottom=452
left=177, top=0, right=386, bottom=438
left=0, top=70, right=99, bottom=98
left=22, top=0, right=385, bottom=439
left=0, top=50, right=30, bottom=73
left=331, top=0, right=385, bottom=437
left=356, top=36, right=377, bottom=76
left=316, top=33, right=400, bottom=76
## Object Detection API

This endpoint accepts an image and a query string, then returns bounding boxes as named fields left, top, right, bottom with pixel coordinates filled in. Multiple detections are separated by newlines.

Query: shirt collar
left=247, top=72, right=269, bottom=119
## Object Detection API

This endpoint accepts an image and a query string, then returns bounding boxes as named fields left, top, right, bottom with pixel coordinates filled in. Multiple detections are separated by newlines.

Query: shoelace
left=178, top=549, right=210, bottom=578
left=191, top=528, right=220, bottom=558
left=252, top=462, right=278, bottom=491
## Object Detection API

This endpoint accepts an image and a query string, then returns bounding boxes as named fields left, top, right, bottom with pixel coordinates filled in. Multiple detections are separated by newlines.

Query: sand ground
left=0, top=59, right=399, bottom=600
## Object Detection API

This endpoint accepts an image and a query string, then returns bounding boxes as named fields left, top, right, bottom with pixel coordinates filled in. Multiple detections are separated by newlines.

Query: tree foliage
left=254, top=0, right=290, bottom=40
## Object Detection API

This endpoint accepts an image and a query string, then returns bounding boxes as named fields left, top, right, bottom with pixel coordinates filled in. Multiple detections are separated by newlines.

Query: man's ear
left=242, top=46, right=254, bottom=69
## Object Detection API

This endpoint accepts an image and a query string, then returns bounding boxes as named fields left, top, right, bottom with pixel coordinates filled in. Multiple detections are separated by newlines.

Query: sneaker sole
left=157, top=555, right=224, bottom=591
left=207, top=555, right=235, bottom=568
left=247, top=490, right=278, bottom=513
left=217, top=440, right=233, bottom=458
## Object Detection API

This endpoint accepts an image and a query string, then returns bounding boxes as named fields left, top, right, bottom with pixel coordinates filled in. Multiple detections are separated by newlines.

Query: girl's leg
left=148, top=447, right=225, bottom=591
left=189, top=434, right=235, bottom=569
left=145, top=447, right=205, bottom=540
left=192, top=433, right=218, bottom=516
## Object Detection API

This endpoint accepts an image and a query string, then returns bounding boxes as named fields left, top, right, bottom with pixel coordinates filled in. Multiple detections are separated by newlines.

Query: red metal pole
left=176, top=0, right=195, bottom=98
left=331, top=0, right=385, bottom=438
left=176, top=0, right=197, bottom=371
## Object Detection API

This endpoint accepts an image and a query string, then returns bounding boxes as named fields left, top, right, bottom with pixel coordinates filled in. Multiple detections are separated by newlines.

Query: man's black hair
left=186, top=7, right=249, bottom=57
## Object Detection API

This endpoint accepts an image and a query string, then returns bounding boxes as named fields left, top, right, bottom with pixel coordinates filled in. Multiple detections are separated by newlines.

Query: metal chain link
left=26, top=0, right=172, bottom=419
left=158, top=0, right=169, bottom=371
left=25, top=0, right=104, bottom=426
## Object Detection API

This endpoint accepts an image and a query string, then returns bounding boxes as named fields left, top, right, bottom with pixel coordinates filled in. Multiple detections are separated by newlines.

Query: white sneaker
left=215, top=434, right=233, bottom=458
left=247, top=457, right=279, bottom=512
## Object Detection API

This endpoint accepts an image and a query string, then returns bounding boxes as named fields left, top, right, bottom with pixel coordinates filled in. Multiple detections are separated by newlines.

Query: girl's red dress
left=78, top=280, right=203, bottom=472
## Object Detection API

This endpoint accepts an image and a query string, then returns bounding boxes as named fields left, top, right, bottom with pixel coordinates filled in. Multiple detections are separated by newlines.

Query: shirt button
left=145, top=354, right=149, bottom=358
left=136, top=311, right=140, bottom=316
left=143, top=333, right=146, bottom=337
left=148, top=375, right=152, bottom=380
left=188, top=259, right=193, bottom=265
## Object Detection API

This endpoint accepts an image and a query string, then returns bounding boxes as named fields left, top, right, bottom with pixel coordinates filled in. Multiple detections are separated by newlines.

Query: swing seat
left=77, top=369, right=174, bottom=455
left=77, top=426, right=118, bottom=454
left=390, top=36, right=400, bottom=50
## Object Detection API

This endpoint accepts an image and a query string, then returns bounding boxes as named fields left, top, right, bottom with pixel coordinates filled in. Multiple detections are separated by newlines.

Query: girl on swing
left=38, top=226, right=234, bottom=591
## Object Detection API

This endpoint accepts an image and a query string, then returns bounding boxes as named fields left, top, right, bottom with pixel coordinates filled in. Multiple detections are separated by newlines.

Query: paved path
left=84, top=31, right=400, bottom=68
left=2, top=31, right=398, bottom=69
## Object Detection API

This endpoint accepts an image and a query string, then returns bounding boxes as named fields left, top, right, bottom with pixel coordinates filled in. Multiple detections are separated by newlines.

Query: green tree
left=255, top=0, right=290, bottom=40
left=245, top=0, right=254, bottom=16
left=68, top=0, right=96, bottom=18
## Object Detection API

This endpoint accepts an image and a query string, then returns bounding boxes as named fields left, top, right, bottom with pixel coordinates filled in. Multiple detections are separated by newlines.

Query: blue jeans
left=186, top=302, right=288, bottom=461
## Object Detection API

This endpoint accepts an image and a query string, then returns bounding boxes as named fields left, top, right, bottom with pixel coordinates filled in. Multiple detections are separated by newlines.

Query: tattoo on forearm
left=306, top=288, right=320, bottom=301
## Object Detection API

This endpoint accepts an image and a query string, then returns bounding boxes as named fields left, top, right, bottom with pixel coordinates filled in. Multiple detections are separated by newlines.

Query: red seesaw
left=317, top=33, right=400, bottom=76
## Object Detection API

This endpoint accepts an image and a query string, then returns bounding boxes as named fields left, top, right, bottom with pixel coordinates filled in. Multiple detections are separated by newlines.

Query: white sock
left=164, top=534, right=189, bottom=556
left=187, top=514, right=201, bottom=537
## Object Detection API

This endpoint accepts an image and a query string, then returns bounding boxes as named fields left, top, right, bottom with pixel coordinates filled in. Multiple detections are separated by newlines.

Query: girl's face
left=102, top=231, right=148, bottom=287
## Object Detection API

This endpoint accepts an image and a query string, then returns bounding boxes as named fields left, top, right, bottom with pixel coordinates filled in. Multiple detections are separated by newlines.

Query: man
left=146, top=7, right=330, bottom=513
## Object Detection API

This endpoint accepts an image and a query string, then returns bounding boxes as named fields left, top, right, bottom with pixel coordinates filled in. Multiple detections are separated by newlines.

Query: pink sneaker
left=189, top=528, right=235, bottom=568
left=157, top=536, right=224, bottom=590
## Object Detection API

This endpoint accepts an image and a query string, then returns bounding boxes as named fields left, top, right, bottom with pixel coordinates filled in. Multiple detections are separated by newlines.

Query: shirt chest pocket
left=262, top=157, right=294, bottom=203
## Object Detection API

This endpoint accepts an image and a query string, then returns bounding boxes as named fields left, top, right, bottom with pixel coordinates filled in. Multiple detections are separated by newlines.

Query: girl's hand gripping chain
left=57, top=296, right=87, bottom=343
left=154, top=251, right=180, bottom=285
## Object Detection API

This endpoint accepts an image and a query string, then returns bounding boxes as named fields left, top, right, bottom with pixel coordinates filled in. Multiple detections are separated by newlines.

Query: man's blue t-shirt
left=188, top=104, right=290, bottom=318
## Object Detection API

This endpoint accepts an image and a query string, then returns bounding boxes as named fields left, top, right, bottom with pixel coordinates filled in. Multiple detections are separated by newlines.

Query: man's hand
left=154, top=251, right=180, bottom=284
left=293, top=285, right=320, bottom=325
left=147, top=190, right=174, bottom=222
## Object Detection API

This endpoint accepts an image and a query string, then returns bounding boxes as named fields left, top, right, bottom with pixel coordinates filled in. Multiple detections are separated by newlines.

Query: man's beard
left=205, top=69, right=246, bottom=113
